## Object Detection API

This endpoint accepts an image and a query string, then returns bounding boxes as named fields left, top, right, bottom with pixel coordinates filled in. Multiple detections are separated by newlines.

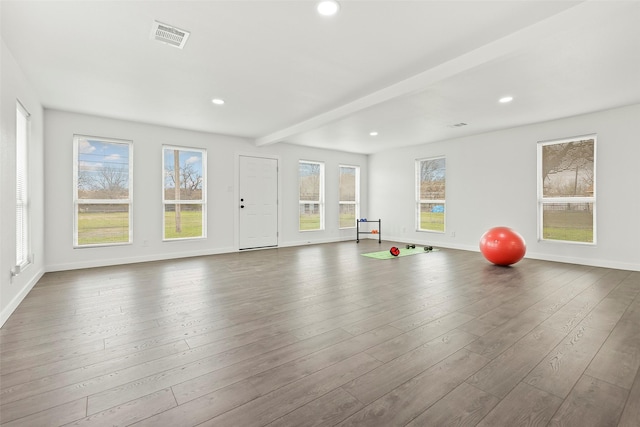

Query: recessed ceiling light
left=211, top=98, right=225, bottom=105
left=499, top=96, right=514, bottom=103
left=369, top=131, right=378, bottom=136
left=317, top=0, right=340, bottom=16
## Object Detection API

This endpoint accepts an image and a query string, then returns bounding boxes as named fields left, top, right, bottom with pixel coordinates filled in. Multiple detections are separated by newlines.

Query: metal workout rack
left=356, top=219, right=381, bottom=243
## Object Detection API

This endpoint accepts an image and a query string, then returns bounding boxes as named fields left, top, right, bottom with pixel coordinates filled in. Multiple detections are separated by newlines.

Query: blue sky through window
left=163, top=148, right=203, bottom=189
left=77, top=138, right=130, bottom=192
left=78, top=139, right=129, bottom=171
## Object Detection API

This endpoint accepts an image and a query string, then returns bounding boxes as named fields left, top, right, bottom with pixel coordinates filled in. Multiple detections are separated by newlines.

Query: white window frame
left=537, top=134, right=596, bottom=245
left=416, top=156, right=446, bottom=233
left=299, top=160, right=325, bottom=232
left=15, top=101, right=31, bottom=271
left=339, top=165, right=360, bottom=229
left=162, top=145, right=207, bottom=241
left=73, top=135, right=133, bottom=248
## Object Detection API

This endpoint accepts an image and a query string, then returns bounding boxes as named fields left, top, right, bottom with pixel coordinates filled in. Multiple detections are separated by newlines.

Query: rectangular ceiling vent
left=151, top=21, right=190, bottom=49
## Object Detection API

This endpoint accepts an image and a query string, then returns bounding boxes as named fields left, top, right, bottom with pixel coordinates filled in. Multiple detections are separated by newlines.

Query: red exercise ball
left=479, top=226, right=526, bottom=266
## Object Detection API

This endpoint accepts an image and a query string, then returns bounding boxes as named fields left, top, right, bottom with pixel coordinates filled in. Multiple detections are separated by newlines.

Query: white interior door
left=239, top=156, right=278, bottom=250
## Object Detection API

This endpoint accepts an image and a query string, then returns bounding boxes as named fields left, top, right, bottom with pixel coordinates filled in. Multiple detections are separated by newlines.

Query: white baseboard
left=278, top=236, right=354, bottom=248
left=525, top=252, right=640, bottom=272
left=45, top=237, right=355, bottom=272
left=45, top=247, right=237, bottom=272
left=1, top=268, right=44, bottom=328
left=43, top=238, right=640, bottom=275
left=381, top=234, right=639, bottom=271
left=380, top=234, right=477, bottom=252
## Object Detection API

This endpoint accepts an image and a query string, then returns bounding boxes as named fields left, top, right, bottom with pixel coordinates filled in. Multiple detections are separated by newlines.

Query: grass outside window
left=419, top=204, right=445, bottom=232
left=164, top=208, right=203, bottom=239
left=77, top=209, right=129, bottom=246
left=299, top=213, right=321, bottom=231
left=542, top=205, right=593, bottom=243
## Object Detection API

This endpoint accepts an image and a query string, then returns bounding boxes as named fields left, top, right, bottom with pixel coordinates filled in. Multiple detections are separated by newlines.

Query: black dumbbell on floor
left=406, top=244, right=416, bottom=249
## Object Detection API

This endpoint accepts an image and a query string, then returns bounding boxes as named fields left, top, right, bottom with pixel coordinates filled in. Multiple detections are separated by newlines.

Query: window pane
left=16, top=202, right=26, bottom=265
left=542, top=139, right=594, bottom=198
left=16, top=103, right=29, bottom=266
left=164, top=204, right=203, bottom=239
left=164, top=149, right=204, bottom=201
left=419, top=203, right=445, bottom=232
left=420, top=158, right=445, bottom=200
left=299, top=203, right=321, bottom=230
left=299, top=162, right=320, bottom=201
left=339, top=204, right=356, bottom=228
left=542, top=202, right=593, bottom=242
left=339, top=167, right=356, bottom=201
left=77, top=138, right=130, bottom=199
left=77, top=204, right=129, bottom=245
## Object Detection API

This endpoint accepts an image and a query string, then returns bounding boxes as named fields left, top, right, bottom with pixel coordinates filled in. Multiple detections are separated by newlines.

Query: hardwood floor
left=1, top=241, right=639, bottom=426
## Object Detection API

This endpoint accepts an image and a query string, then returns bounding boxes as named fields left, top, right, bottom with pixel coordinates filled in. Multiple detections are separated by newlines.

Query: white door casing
left=239, top=155, right=278, bottom=249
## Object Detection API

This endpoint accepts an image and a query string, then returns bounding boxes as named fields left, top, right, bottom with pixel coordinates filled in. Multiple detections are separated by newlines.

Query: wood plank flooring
left=1, top=241, right=639, bottom=426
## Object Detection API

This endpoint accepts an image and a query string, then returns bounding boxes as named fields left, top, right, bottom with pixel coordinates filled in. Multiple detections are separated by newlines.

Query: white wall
left=43, top=110, right=368, bottom=271
left=0, top=38, right=45, bottom=325
left=369, top=103, right=640, bottom=271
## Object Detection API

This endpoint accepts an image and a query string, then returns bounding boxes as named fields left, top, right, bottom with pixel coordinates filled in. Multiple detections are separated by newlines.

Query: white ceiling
left=2, top=1, right=639, bottom=154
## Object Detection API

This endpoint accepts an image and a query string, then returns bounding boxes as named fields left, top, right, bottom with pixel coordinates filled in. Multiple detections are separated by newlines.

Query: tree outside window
left=417, top=157, right=445, bottom=232
left=539, top=136, right=596, bottom=243
left=299, top=161, right=324, bottom=231
left=339, top=165, right=359, bottom=228
left=163, top=147, right=206, bottom=240
left=74, top=136, right=132, bottom=246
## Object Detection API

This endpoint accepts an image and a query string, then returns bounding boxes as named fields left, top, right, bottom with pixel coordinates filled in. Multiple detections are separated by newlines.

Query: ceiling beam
left=254, top=0, right=613, bottom=147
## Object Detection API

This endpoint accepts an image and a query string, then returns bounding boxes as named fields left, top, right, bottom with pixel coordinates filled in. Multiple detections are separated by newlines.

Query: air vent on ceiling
left=450, top=122, right=468, bottom=128
left=150, top=21, right=190, bottom=49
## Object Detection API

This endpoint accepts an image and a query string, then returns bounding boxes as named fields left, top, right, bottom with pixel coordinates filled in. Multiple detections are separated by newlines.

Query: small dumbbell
left=406, top=244, right=416, bottom=249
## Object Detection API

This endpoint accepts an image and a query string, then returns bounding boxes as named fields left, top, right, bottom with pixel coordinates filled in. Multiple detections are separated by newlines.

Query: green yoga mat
left=361, top=247, right=439, bottom=259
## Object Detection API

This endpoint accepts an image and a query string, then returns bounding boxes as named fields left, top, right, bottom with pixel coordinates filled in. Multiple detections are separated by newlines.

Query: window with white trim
left=73, top=135, right=133, bottom=247
left=163, top=146, right=206, bottom=240
left=538, top=135, right=596, bottom=243
left=16, top=102, right=30, bottom=269
left=416, top=157, right=446, bottom=232
left=339, top=165, right=359, bottom=229
left=299, top=161, right=324, bottom=231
